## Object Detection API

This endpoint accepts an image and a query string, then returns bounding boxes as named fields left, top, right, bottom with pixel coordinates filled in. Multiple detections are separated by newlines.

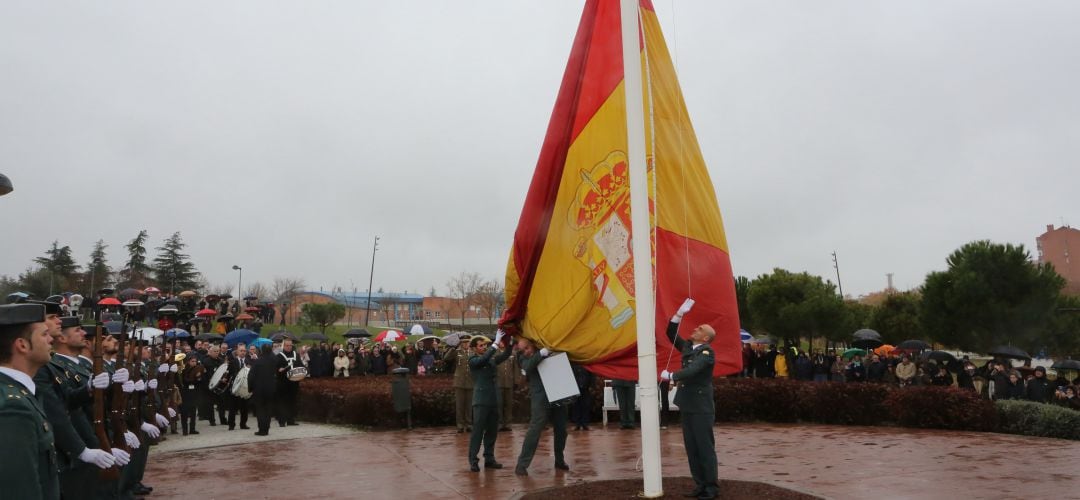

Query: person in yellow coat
left=774, top=348, right=790, bottom=379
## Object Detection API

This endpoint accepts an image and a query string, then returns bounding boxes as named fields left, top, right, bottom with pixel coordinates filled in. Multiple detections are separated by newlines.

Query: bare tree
left=208, top=283, right=234, bottom=296
left=272, top=276, right=307, bottom=302
left=243, top=281, right=269, bottom=300
left=380, top=291, right=401, bottom=323
left=447, top=271, right=483, bottom=326
left=473, top=279, right=504, bottom=323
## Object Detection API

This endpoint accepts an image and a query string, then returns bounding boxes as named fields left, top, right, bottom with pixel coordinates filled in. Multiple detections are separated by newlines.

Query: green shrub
left=996, top=400, right=1080, bottom=440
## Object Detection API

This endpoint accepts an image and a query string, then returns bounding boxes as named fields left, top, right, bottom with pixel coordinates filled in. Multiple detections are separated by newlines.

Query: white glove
left=147, top=379, right=158, bottom=390
left=124, top=431, right=140, bottom=449
left=155, top=413, right=169, bottom=427
left=170, top=364, right=178, bottom=373
left=539, top=348, right=550, bottom=358
left=134, top=380, right=145, bottom=392
left=111, top=448, right=131, bottom=466
left=660, top=369, right=672, bottom=381
left=494, top=330, right=505, bottom=345
left=91, top=372, right=111, bottom=390
left=673, top=298, right=695, bottom=322
left=121, top=381, right=135, bottom=393
left=167, top=407, right=177, bottom=418
left=158, top=364, right=169, bottom=374
left=111, top=368, right=129, bottom=384
left=78, top=448, right=116, bottom=469
left=140, top=422, right=161, bottom=439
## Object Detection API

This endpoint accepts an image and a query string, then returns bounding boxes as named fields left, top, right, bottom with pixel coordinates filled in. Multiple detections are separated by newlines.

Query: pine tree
left=82, top=239, right=112, bottom=295
left=33, top=240, right=80, bottom=295
left=151, top=232, right=201, bottom=294
left=119, top=230, right=153, bottom=289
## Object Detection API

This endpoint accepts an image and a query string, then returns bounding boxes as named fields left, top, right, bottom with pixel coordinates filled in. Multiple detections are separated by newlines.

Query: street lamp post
left=365, top=236, right=379, bottom=326
left=232, top=265, right=242, bottom=300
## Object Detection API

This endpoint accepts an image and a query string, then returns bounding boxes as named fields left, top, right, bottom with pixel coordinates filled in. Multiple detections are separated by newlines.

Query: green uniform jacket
left=470, top=346, right=512, bottom=407
left=1, top=371, right=60, bottom=499
left=519, top=352, right=549, bottom=404
left=666, top=321, right=715, bottom=414
left=446, top=347, right=474, bottom=389
left=34, top=355, right=96, bottom=469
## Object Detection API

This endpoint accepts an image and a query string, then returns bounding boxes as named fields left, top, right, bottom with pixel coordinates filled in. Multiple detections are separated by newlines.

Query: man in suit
left=659, top=299, right=719, bottom=500
left=274, top=338, right=302, bottom=426
left=611, top=378, right=636, bottom=429
left=0, top=303, right=60, bottom=499
left=248, top=344, right=278, bottom=436
left=514, top=338, right=569, bottom=476
left=226, top=343, right=251, bottom=430
left=467, top=331, right=511, bottom=471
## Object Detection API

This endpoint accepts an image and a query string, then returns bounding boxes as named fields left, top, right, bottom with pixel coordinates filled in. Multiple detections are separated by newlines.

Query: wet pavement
left=144, top=422, right=1080, bottom=499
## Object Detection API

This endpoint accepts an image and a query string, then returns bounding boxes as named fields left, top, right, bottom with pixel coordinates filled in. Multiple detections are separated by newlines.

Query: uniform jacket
left=470, top=346, right=512, bottom=407
left=446, top=347, right=474, bottom=389
left=247, top=354, right=278, bottom=399
left=519, top=351, right=551, bottom=405
left=665, top=321, right=715, bottom=414
left=1, top=371, right=60, bottom=499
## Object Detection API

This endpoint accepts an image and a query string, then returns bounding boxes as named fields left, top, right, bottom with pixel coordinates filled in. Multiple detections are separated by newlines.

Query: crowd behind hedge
left=294, top=341, right=1080, bottom=441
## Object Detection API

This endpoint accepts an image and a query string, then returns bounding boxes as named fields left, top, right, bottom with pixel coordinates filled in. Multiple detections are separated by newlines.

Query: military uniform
left=496, top=352, right=517, bottom=429
left=443, top=345, right=473, bottom=432
left=515, top=351, right=568, bottom=474
left=35, top=351, right=103, bottom=500
left=666, top=321, right=718, bottom=499
left=611, top=378, right=636, bottom=428
left=467, top=339, right=511, bottom=470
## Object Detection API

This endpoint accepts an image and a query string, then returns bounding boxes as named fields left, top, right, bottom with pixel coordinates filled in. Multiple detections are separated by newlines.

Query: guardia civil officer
left=0, top=303, right=60, bottom=499
left=467, top=330, right=511, bottom=471
left=442, top=334, right=474, bottom=433
left=659, top=298, right=719, bottom=500
left=514, top=338, right=569, bottom=476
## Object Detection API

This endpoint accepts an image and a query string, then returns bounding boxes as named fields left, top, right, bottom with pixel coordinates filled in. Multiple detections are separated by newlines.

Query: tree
left=118, top=230, right=153, bottom=289
left=272, top=276, right=307, bottom=302
left=81, top=239, right=112, bottom=296
left=151, top=232, right=201, bottom=294
left=870, top=291, right=922, bottom=345
left=33, top=240, right=80, bottom=295
left=380, top=291, right=401, bottom=322
left=472, top=279, right=504, bottom=323
left=746, top=268, right=846, bottom=346
left=243, top=282, right=269, bottom=300
left=1045, top=295, right=1080, bottom=358
left=447, top=271, right=483, bottom=326
left=301, top=302, right=346, bottom=333
left=837, top=301, right=877, bottom=345
left=734, top=276, right=753, bottom=332
left=921, top=240, right=1064, bottom=352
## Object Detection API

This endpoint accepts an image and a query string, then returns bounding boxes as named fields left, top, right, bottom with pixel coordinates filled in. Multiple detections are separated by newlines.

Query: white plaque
left=538, top=352, right=580, bottom=405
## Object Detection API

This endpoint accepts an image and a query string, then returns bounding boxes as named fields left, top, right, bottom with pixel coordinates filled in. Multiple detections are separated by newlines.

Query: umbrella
left=122, top=300, right=145, bottom=308
left=271, top=331, right=299, bottom=342
left=235, top=313, right=255, bottom=321
left=103, top=321, right=127, bottom=334
left=374, top=330, right=405, bottom=342
left=852, top=329, right=883, bottom=349
left=988, top=345, right=1031, bottom=361
left=739, top=329, right=753, bottom=343
left=164, top=298, right=181, bottom=305
left=6, top=291, right=30, bottom=303
left=178, top=290, right=197, bottom=298
left=874, top=344, right=895, bottom=356
left=897, top=339, right=932, bottom=351
left=219, top=294, right=233, bottom=299
left=164, top=328, right=190, bottom=339
left=196, top=308, right=218, bottom=317
left=259, top=298, right=275, bottom=304
left=302, top=332, right=329, bottom=341
left=101, top=312, right=122, bottom=322
left=415, top=335, right=441, bottom=348
left=119, top=288, right=143, bottom=299
left=1051, top=359, right=1080, bottom=371
left=195, top=333, right=220, bottom=341
left=204, top=294, right=220, bottom=300
left=217, top=313, right=234, bottom=320
left=842, top=348, right=867, bottom=359
left=143, top=287, right=161, bottom=294
left=243, top=295, right=258, bottom=301
left=244, top=306, right=261, bottom=313
left=157, top=305, right=179, bottom=315
left=224, top=329, right=258, bottom=347
left=97, top=297, right=121, bottom=306
left=920, top=350, right=958, bottom=365
left=443, top=332, right=464, bottom=347
left=343, top=329, right=371, bottom=338
left=249, top=338, right=272, bottom=349
left=409, top=324, right=433, bottom=335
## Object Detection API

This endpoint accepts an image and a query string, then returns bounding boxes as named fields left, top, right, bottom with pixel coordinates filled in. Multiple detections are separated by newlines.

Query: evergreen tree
left=81, top=239, right=112, bottom=295
left=151, top=232, right=200, bottom=294
left=32, top=240, right=80, bottom=295
left=119, top=230, right=152, bottom=289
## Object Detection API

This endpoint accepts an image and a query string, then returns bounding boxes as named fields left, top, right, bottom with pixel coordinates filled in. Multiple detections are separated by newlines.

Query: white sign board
left=538, top=352, right=579, bottom=405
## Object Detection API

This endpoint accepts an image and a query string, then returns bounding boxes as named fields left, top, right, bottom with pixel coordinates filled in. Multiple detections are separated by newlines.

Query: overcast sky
left=2, top=1, right=1077, bottom=299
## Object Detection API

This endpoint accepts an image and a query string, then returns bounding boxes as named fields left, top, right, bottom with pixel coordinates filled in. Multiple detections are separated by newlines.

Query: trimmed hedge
left=996, top=400, right=1080, bottom=440
left=298, top=375, right=1074, bottom=440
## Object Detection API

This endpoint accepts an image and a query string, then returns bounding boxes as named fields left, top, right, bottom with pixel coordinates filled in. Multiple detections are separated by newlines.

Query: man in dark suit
left=226, top=343, right=250, bottom=430
left=247, top=344, right=277, bottom=436
left=659, top=298, right=719, bottom=500
left=466, top=331, right=511, bottom=471
left=514, top=338, right=569, bottom=476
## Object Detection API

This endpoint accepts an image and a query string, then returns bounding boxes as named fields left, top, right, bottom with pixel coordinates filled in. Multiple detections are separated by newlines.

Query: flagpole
left=621, top=0, right=662, bottom=496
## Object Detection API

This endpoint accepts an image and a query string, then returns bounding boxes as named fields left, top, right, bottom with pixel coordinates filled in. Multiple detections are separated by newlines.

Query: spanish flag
left=500, top=0, right=740, bottom=380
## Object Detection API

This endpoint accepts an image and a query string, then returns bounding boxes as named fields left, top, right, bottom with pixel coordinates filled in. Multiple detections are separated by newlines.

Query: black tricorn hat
left=0, top=303, right=45, bottom=326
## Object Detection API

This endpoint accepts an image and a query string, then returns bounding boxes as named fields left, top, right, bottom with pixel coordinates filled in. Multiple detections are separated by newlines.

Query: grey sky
left=2, top=1, right=1077, bottom=299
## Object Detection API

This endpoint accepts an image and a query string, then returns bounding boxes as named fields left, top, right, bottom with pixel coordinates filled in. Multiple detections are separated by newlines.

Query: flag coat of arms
left=500, top=0, right=740, bottom=380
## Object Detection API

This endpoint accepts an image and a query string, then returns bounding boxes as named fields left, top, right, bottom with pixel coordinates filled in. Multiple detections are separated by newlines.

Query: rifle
left=164, top=341, right=180, bottom=426
left=125, top=329, right=150, bottom=444
left=93, top=323, right=120, bottom=480
left=110, top=321, right=133, bottom=451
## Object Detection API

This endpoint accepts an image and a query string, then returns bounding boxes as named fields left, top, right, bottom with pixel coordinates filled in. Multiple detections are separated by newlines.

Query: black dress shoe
left=470, top=463, right=480, bottom=472
left=498, top=426, right=511, bottom=432
left=456, top=428, right=465, bottom=434
left=554, top=461, right=569, bottom=471
left=254, top=431, right=268, bottom=436
left=133, top=486, right=151, bottom=495
left=484, top=462, right=503, bottom=469
left=287, top=421, right=299, bottom=426
left=240, top=425, right=250, bottom=430
left=209, top=422, right=217, bottom=426
left=190, top=430, right=200, bottom=435
left=136, top=483, right=153, bottom=493
left=228, top=426, right=235, bottom=431
left=514, top=466, right=528, bottom=476
left=683, top=489, right=704, bottom=498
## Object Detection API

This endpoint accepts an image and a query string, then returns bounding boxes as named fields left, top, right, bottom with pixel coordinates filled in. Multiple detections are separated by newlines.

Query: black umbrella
left=119, top=288, right=143, bottom=299
left=243, top=295, right=258, bottom=301
left=988, top=345, right=1031, bottom=361
left=852, top=328, right=883, bottom=349
left=920, top=350, right=958, bottom=365
left=343, top=329, right=371, bottom=338
left=302, top=332, right=329, bottom=341
left=897, top=339, right=932, bottom=351
left=195, top=333, right=220, bottom=341
left=270, top=331, right=299, bottom=342
left=1051, top=359, right=1080, bottom=371
left=217, top=314, right=234, bottom=321
left=219, top=294, right=233, bottom=299
left=164, top=298, right=182, bottom=305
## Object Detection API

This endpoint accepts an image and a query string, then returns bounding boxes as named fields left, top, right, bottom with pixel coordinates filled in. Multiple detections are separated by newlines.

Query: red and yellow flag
left=500, top=0, right=740, bottom=380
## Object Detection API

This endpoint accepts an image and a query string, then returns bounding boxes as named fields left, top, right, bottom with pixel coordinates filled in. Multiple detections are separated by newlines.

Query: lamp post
left=364, top=236, right=379, bottom=326
left=232, top=265, right=242, bottom=300
left=0, top=173, right=12, bottom=196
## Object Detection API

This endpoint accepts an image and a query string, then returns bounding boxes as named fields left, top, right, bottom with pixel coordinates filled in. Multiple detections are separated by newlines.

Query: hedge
left=297, top=375, right=1075, bottom=440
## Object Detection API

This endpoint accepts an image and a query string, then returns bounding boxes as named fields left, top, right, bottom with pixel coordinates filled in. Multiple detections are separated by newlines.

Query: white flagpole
left=621, top=0, right=663, bottom=497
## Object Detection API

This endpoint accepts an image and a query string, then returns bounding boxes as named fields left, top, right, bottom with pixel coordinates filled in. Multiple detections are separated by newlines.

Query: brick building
left=1037, top=224, right=1080, bottom=295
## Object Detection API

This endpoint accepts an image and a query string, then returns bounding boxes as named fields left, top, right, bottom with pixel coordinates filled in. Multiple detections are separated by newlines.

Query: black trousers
left=180, top=388, right=199, bottom=433
left=227, top=394, right=249, bottom=429
left=682, top=412, right=718, bottom=497
left=571, top=389, right=592, bottom=427
left=254, top=395, right=274, bottom=433
left=276, top=381, right=299, bottom=425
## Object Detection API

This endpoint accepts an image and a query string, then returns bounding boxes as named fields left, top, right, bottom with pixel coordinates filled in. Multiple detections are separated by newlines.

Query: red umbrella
left=195, top=308, right=218, bottom=317
left=374, top=330, right=405, bottom=342
left=244, top=306, right=261, bottom=313
left=97, top=297, right=121, bottom=306
left=235, top=313, right=255, bottom=321
left=144, top=287, right=161, bottom=294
